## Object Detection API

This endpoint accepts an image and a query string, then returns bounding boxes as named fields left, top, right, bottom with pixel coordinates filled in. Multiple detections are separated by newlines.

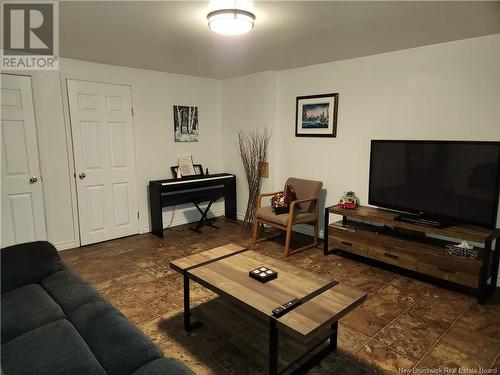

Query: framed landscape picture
left=174, top=105, right=199, bottom=142
left=295, top=93, right=339, bottom=137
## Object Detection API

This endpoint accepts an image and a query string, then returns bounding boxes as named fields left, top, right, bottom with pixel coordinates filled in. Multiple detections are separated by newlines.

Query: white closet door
left=1, top=74, right=47, bottom=247
left=67, top=80, right=139, bottom=245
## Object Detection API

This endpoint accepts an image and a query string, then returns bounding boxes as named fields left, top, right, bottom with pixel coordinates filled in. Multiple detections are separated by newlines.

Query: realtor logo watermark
left=1, top=1, right=59, bottom=70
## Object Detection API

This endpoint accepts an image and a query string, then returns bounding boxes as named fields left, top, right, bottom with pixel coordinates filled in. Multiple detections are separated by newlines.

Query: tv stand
left=324, top=205, right=500, bottom=303
left=395, top=213, right=448, bottom=228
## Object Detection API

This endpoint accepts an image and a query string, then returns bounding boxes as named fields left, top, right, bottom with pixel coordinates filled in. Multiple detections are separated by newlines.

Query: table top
left=327, top=204, right=496, bottom=243
left=170, top=244, right=366, bottom=338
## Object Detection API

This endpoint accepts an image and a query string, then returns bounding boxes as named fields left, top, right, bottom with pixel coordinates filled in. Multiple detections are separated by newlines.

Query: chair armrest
left=256, top=191, right=283, bottom=209
left=290, top=197, right=318, bottom=210
left=289, top=198, right=318, bottom=221
left=1, top=241, right=64, bottom=293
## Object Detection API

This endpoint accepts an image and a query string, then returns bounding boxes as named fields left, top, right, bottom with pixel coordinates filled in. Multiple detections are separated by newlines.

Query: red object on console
left=338, top=202, right=357, bottom=209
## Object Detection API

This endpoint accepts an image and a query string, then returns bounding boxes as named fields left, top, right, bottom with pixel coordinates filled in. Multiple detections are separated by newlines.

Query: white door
left=67, top=80, right=139, bottom=245
left=1, top=74, right=47, bottom=247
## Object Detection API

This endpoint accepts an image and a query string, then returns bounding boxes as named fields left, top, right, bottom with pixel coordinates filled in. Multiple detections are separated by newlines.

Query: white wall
left=26, top=58, right=223, bottom=249
left=10, top=33, right=500, bottom=252
left=220, top=34, right=500, bottom=287
left=274, top=34, right=500, bottom=231
left=222, top=71, right=276, bottom=219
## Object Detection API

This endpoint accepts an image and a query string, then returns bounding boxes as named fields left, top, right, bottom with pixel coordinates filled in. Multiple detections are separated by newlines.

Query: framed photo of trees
left=173, top=105, right=199, bottom=142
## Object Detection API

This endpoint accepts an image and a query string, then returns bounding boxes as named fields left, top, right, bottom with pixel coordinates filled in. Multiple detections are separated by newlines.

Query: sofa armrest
left=1, top=241, right=64, bottom=293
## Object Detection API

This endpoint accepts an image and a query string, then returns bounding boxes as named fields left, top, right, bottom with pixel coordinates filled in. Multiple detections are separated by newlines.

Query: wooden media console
left=324, top=205, right=500, bottom=303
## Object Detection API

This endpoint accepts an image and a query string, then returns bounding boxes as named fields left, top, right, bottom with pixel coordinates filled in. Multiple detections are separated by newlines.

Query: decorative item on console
left=446, top=241, right=479, bottom=259
left=337, top=191, right=360, bottom=209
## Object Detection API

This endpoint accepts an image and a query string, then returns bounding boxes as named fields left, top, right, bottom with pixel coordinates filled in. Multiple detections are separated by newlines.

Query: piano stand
left=190, top=200, right=219, bottom=233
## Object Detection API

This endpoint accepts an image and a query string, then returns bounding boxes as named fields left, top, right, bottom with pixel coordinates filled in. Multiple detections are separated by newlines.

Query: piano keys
left=148, top=173, right=236, bottom=237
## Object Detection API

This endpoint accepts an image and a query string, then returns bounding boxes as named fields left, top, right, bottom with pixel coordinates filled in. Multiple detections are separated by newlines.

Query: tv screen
left=369, top=140, right=500, bottom=228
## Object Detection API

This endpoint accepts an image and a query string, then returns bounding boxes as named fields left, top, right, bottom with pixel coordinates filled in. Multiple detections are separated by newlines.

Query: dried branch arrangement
left=238, top=128, right=271, bottom=227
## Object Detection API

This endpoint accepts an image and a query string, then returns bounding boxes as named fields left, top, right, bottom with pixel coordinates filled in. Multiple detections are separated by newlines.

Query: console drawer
left=328, top=236, right=367, bottom=257
left=368, top=243, right=417, bottom=271
left=417, top=252, right=481, bottom=288
left=417, top=261, right=479, bottom=288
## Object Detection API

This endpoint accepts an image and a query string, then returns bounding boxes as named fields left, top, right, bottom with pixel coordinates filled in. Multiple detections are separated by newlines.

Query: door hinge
left=137, top=211, right=140, bottom=219
left=131, top=107, right=134, bottom=116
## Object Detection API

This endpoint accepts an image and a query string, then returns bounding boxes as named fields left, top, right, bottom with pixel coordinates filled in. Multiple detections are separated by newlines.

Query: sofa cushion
left=1, top=284, right=65, bottom=344
left=256, top=205, right=315, bottom=226
left=41, top=269, right=105, bottom=314
left=68, top=301, right=162, bottom=375
left=1, top=319, right=106, bottom=375
left=132, top=358, right=195, bottom=375
left=1, top=241, right=63, bottom=293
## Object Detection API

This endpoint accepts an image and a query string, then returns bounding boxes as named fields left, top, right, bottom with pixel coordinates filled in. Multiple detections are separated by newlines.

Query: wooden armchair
left=252, top=177, right=323, bottom=256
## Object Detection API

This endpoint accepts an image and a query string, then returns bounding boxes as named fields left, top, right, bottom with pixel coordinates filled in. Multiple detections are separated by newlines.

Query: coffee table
left=170, top=244, right=367, bottom=375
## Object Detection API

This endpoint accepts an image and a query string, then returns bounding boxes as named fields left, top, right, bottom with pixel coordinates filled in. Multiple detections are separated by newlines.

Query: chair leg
left=252, top=219, right=259, bottom=244
left=284, top=224, right=293, bottom=257
left=313, top=221, right=319, bottom=246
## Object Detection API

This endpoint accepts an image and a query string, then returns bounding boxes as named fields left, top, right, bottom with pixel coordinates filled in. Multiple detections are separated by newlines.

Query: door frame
left=1, top=72, right=49, bottom=245
left=61, top=76, right=139, bottom=247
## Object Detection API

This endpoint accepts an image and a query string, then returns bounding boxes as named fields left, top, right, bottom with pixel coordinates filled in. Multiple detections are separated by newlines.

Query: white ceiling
left=60, top=1, right=500, bottom=79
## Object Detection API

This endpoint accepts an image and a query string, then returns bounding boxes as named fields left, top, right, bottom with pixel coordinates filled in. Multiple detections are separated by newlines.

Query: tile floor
left=59, top=219, right=500, bottom=375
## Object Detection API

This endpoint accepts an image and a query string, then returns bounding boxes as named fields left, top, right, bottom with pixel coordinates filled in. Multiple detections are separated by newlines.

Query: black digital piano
left=148, top=173, right=236, bottom=237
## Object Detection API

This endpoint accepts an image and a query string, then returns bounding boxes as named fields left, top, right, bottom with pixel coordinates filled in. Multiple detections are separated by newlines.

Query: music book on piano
left=177, top=154, right=196, bottom=176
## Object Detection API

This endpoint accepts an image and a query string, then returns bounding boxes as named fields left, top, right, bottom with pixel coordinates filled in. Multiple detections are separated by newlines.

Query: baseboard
left=55, top=240, right=77, bottom=251
left=143, top=208, right=225, bottom=233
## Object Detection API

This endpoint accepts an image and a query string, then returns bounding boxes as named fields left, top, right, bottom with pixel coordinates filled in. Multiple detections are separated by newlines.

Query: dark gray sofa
left=1, top=241, right=193, bottom=375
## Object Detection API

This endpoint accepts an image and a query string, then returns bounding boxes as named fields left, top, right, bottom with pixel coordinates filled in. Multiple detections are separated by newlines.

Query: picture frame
left=173, top=105, right=199, bottom=142
left=295, top=93, right=339, bottom=137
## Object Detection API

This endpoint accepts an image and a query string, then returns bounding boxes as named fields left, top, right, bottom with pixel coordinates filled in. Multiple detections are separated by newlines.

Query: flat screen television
left=369, top=140, right=500, bottom=229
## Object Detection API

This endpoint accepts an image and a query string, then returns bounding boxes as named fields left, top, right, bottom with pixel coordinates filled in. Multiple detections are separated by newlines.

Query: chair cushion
left=1, top=284, right=65, bottom=344
left=284, top=177, right=323, bottom=211
left=41, top=269, right=105, bottom=314
left=1, top=319, right=106, bottom=375
left=68, top=301, right=162, bottom=375
left=256, top=206, right=315, bottom=226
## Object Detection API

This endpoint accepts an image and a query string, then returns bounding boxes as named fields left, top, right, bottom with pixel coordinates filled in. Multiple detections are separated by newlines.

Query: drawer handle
left=340, top=241, right=353, bottom=247
left=438, top=267, right=456, bottom=274
left=383, top=252, right=399, bottom=260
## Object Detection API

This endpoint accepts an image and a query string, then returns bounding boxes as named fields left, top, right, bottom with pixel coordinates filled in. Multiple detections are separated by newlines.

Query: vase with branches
left=238, top=128, right=271, bottom=228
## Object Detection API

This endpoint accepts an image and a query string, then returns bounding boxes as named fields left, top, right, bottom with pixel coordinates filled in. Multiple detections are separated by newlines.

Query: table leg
left=183, top=273, right=191, bottom=332
left=478, top=239, right=492, bottom=304
left=329, top=321, right=338, bottom=351
left=323, top=207, right=329, bottom=255
left=269, top=317, right=278, bottom=375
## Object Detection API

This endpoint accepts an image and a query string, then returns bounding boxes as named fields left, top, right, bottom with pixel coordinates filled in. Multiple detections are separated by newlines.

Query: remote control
left=272, top=298, right=301, bottom=318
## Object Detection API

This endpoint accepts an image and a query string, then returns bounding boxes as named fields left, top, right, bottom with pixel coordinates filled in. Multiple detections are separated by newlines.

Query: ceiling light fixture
left=207, top=8, right=256, bottom=36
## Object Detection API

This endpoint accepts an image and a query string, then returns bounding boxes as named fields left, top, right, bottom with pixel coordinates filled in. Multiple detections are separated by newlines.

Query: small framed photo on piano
left=170, top=164, right=204, bottom=178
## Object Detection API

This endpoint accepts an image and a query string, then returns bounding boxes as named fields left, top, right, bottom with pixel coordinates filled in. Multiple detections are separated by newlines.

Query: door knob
left=29, top=176, right=38, bottom=184
left=79, top=172, right=86, bottom=180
